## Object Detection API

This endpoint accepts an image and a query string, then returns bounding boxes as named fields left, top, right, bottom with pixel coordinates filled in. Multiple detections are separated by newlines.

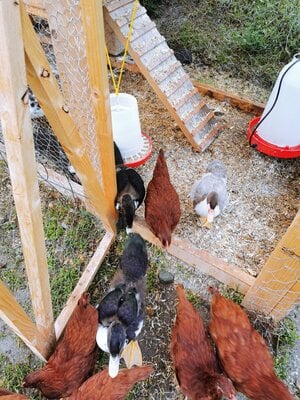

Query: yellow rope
left=105, top=0, right=139, bottom=96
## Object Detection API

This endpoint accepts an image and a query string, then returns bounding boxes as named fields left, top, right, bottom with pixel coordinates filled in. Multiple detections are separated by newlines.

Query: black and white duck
left=96, top=234, right=148, bottom=378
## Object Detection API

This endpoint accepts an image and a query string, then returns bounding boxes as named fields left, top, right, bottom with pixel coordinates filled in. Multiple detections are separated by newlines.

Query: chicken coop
left=0, top=0, right=299, bottom=366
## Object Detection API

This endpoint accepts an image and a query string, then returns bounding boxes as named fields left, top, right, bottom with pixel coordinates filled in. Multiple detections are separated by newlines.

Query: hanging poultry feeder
left=247, top=53, right=300, bottom=158
left=110, top=93, right=152, bottom=167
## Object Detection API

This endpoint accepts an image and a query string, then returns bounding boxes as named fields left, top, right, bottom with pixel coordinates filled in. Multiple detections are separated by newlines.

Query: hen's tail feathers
left=22, top=370, right=43, bottom=388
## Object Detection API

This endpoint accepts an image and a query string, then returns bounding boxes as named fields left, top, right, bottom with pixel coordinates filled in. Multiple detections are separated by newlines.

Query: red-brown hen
left=0, top=388, right=28, bottom=399
left=170, top=285, right=236, bottom=400
left=69, top=365, right=153, bottom=400
left=23, top=292, right=98, bottom=398
left=145, top=149, right=181, bottom=247
left=208, top=287, right=295, bottom=400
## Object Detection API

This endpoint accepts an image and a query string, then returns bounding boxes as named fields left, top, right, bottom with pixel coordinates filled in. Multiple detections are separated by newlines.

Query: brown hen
left=0, top=388, right=28, bottom=399
left=145, top=149, right=181, bottom=247
left=23, top=292, right=98, bottom=398
left=69, top=365, right=153, bottom=400
left=208, top=288, right=295, bottom=400
left=170, top=285, right=236, bottom=400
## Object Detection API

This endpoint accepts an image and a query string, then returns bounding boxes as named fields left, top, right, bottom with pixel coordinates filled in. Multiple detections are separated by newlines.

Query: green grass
left=0, top=268, right=26, bottom=292
left=221, top=286, right=244, bottom=305
left=156, top=0, right=299, bottom=88
left=274, top=317, right=299, bottom=380
left=0, top=354, right=43, bottom=399
left=186, top=289, right=202, bottom=309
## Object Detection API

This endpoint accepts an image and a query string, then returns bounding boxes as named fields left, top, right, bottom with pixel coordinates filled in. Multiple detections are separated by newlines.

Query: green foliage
left=221, top=286, right=244, bottom=305
left=140, top=0, right=163, bottom=18
left=50, top=263, right=80, bottom=318
left=186, top=290, right=202, bottom=309
left=147, top=246, right=167, bottom=292
left=160, top=0, right=300, bottom=87
left=274, top=317, right=299, bottom=380
left=0, top=355, right=43, bottom=399
left=0, top=268, right=25, bottom=292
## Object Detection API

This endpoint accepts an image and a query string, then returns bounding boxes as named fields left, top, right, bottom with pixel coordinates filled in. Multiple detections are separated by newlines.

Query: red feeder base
left=123, top=133, right=152, bottom=168
left=247, top=117, right=300, bottom=159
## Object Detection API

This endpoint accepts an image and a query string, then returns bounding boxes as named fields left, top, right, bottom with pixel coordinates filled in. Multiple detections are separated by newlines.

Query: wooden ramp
left=103, top=0, right=222, bottom=152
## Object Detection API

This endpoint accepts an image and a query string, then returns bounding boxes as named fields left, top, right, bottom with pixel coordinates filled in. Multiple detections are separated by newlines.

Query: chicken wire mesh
left=0, top=5, right=108, bottom=318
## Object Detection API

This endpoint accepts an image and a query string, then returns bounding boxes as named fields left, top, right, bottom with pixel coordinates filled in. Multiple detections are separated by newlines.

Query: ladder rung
left=147, top=51, right=174, bottom=73
left=182, top=99, right=207, bottom=124
left=117, top=7, right=148, bottom=30
left=171, top=88, right=199, bottom=110
left=106, top=0, right=136, bottom=13
left=198, top=123, right=223, bottom=150
left=166, top=75, right=189, bottom=98
left=191, top=112, right=215, bottom=136
left=129, top=21, right=156, bottom=44
left=155, top=61, right=182, bottom=85
left=135, top=36, right=166, bottom=58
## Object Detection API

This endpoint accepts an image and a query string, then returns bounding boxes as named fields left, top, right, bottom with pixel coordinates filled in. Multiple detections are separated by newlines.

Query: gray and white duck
left=189, top=160, right=229, bottom=228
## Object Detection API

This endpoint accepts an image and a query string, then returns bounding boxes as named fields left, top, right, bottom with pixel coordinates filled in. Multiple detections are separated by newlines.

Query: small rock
left=159, top=270, right=174, bottom=284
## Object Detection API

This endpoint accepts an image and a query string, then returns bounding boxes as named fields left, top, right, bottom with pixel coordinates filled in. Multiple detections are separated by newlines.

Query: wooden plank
left=191, top=111, right=215, bottom=136
left=110, top=56, right=141, bottom=73
left=242, top=211, right=300, bottom=321
left=198, top=122, right=224, bottom=151
left=23, top=0, right=47, bottom=18
left=193, top=81, right=265, bottom=116
left=0, top=281, right=48, bottom=360
left=80, top=0, right=117, bottom=227
left=0, top=0, right=54, bottom=352
left=54, top=231, right=115, bottom=339
left=182, top=99, right=206, bottom=124
left=105, top=0, right=134, bottom=13
left=20, top=2, right=116, bottom=232
left=132, top=217, right=255, bottom=294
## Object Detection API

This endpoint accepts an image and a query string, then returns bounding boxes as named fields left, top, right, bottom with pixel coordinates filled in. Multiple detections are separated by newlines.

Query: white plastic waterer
left=247, top=53, right=300, bottom=158
left=109, top=93, right=152, bottom=167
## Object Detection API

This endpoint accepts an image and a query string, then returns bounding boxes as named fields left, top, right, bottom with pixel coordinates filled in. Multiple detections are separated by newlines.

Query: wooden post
left=0, top=282, right=48, bottom=360
left=242, top=211, right=300, bottom=320
left=80, top=0, right=117, bottom=218
left=0, top=0, right=54, bottom=356
left=20, top=2, right=117, bottom=232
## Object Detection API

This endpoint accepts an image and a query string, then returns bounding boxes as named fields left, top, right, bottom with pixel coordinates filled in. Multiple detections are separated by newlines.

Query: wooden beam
left=0, top=0, right=54, bottom=354
left=0, top=281, right=48, bottom=361
left=23, top=0, right=47, bottom=19
left=242, top=211, right=300, bottom=320
left=54, top=231, right=115, bottom=339
left=20, top=2, right=116, bottom=232
left=80, top=0, right=117, bottom=219
left=133, top=217, right=255, bottom=294
left=193, top=81, right=265, bottom=116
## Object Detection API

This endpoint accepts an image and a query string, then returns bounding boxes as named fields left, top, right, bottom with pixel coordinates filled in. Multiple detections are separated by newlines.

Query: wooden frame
left=0, top=0, right=298, bottom=362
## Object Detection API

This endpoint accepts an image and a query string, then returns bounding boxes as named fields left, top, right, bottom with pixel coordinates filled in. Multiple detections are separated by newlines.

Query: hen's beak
left=121, top=340, right=143, bottom=369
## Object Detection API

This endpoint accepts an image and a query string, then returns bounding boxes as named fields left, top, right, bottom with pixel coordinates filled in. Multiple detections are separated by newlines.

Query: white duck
left=189, top=160, right=229, bottom=227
